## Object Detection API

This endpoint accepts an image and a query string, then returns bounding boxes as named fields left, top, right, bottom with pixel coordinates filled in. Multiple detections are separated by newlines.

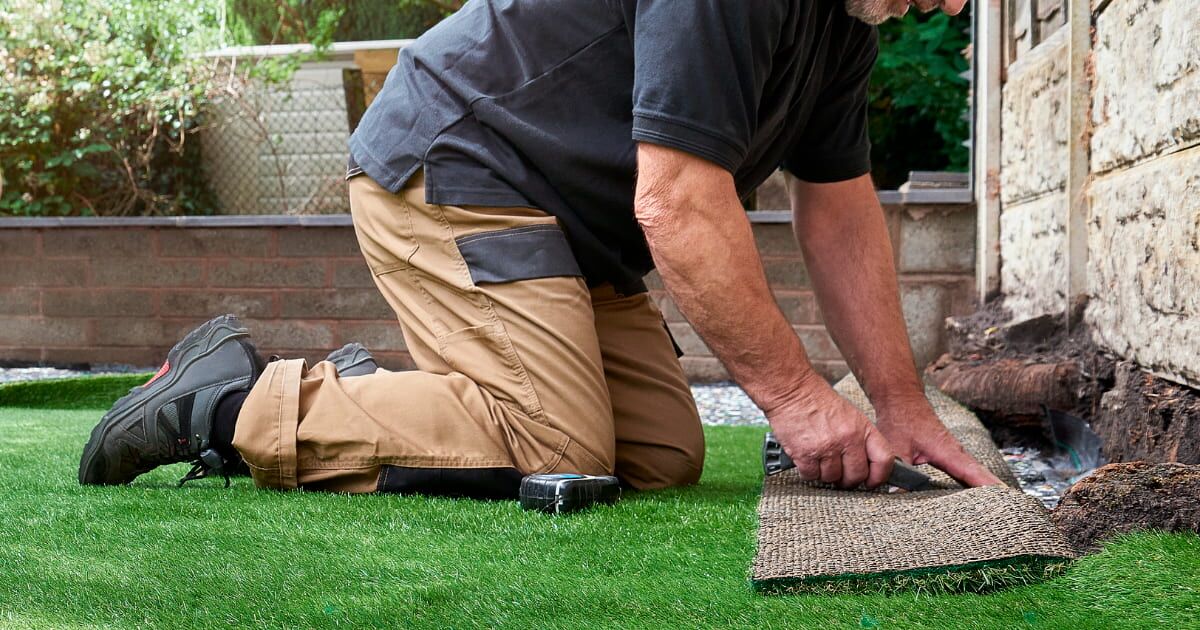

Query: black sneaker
left=78, top=314, right=265, bottom=487
left=325, top=342, right=378, bottom=377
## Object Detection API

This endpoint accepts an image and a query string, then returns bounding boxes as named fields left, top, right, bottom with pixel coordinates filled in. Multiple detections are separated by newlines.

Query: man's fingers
left=928, top=442, right=1005, bottom=487
left=863, top=427, right=895, bottom=489
left=795, top=458, right=821, bottom=482
left=818, top=456, right=843, bottom=485
left=839, top=447, right=869, bottom=489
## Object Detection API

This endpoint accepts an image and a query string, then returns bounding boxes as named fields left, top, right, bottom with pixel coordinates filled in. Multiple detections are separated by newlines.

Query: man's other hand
left=768, top=377, right=896, bottom=489
left=875, top=396, right=1004, bottom=488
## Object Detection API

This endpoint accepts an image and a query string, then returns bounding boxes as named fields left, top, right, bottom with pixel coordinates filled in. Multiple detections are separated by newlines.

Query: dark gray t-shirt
left=349, top=0, right=878, bottom=293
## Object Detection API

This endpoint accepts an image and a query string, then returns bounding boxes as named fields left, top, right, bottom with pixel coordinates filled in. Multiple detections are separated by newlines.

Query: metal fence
left=200, top=63, right=355, bottom=215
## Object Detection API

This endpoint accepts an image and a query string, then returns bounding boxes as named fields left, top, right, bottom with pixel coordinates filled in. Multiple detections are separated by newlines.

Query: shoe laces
left=177, top=449, right=231, bottom=488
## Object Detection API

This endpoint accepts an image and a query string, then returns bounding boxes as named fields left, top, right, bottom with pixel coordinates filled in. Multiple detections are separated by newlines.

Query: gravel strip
left=692, top=383, right=767, bottom=426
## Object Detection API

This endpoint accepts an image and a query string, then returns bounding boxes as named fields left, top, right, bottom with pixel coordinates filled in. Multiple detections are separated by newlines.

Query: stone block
left=812, top=360, right=850, bottom=384
left=755, top=170, right=790, bottom=211
left=207, top=259, right=325, bottom=288
left=42, top=290, right=155, bottom=318
left=649, top=291, right=685, bottom=323
left=1091, top=0, right=1200, bottom=173
left=775, top=291, right=820, bottom=325
left=41, top=346, right=163, bottom=368
left=278, top=228, right=361, bottom=257
left=752, top=224, right=798, bottom=256
left=92, top=318, right=197, bottom=347
left=42, top=229, right=154, bottom=258
left=0, top=231, right=38, bottom=258
left=1086, top=148, right=1200, bottom=386
left=333, top=260, right=377, bottom=288
left=898, top=208, right=977, bottom=273
left=0, top=347, right=46, bottom=364
left=0, top=258, right=89, bottom=288
left=337, top=321, right=407, bottom=352
left=1000, top=193, right=1067, bottom=320
left=1000, top=30, right=1069, bottom=205
left=762, top=258, right=809, bottom=289
left=668, top=323, right=710, bottom=357
left=680, top=356, right=729, bottom=383
left=244, top=319, right=336, bottom=351
left=280, top=289, right=393, bottom=320
left=93, top=259, right=202, bottom=288
left=159, top=290, right=275, bottom=319
left=643, top=271, right=663, bottom=291
left=158, top=229, right=274, bottom=258
left=900, top=283, right=947, bottom=368
left=0, top=318, right=89, bottom=346
left=796, top=326, right=841, bottom=362
left=0, top=288, right=39, bottom=315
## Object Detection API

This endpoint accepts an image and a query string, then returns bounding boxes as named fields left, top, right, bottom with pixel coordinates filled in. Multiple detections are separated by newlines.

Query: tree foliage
left=0, top=0, right=229, bottom=216
left=227, top=0, right=456, bottom=45
left=869, top=12, right=972, bottom=188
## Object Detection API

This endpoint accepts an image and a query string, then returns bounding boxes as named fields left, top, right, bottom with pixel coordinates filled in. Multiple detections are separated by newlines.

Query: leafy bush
left=227, top=0, right=456, bottom=44
left=0, top=0, right=227, bottom=216
left=869, top=12, right=972, bottom=188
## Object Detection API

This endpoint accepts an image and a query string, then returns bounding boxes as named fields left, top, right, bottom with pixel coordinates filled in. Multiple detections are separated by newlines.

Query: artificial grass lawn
left=0, top=384, right=1197, bottom=628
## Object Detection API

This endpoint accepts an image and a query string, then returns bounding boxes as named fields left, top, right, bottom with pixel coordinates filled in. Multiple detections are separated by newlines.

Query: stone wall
left=1085, top=0, right=1200, bottom=387
left=993, top=0, right=1200, bottom=387
left=997, top=28, right=1069, bottom=320
left=0, top=202, right=976, bottom=383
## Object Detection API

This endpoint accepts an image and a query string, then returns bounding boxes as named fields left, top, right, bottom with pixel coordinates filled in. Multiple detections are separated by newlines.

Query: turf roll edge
left=751, top=377, right=1077, bottom=595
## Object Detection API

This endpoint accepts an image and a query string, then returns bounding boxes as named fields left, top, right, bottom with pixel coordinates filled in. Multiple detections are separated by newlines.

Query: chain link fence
left=200, top=63, right=357, bottom=215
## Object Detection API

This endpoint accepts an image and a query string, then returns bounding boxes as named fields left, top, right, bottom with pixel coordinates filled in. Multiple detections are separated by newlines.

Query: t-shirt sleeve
left=630, top=0, right=787, bottom=173
left=782, top=25, right=879, bottom=183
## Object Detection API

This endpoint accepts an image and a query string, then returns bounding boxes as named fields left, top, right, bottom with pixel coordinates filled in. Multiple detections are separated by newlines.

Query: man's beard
left=844, top=0, right=898, bottom=25
left=846, top=0, right=942, bottom=24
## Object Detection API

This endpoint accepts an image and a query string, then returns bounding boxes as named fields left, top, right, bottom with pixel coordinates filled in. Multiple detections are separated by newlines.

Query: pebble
left=692, top=382, right=768, bottom=426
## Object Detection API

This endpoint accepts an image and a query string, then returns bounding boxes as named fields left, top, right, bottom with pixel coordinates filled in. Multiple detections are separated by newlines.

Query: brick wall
left=0, top=201, right=975, bottom=382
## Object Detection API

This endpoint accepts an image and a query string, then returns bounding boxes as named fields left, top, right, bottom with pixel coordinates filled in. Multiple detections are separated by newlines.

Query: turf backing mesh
left=752, top=377, right=1076, bottom=594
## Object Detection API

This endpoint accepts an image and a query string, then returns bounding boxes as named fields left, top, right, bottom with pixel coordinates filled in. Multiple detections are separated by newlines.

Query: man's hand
left=874, top=395, right=1004, bottom=487
left=768, top=376, right=896, bottom=489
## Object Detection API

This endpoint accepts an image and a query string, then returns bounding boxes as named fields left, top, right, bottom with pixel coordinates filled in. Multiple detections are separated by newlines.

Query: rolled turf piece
left=751, top=377, right=1077, bottom=595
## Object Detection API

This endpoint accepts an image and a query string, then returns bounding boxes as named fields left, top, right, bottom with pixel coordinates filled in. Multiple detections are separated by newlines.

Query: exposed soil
left=928, top=297, right=1200, bottom=464
left=1051, top=462, right=1200, bottom=552
left=928, top=298, right=1115, bottom=450
left=1093, top=362, right=1200, bottom=464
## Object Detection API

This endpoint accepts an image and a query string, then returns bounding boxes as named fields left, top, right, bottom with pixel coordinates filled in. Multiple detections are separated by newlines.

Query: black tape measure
left=519, top=473, right=621, bottom=514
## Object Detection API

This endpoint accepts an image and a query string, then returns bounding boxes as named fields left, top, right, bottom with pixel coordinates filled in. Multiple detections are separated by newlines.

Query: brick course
left=0, top=204, right=974, bottom=382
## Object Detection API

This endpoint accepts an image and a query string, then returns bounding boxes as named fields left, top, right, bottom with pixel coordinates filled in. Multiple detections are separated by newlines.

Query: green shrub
left=227, top=0, right=455, bottom=45
left=869, top=12, right=971, bottom=188
left=0, top=0, right=227, bottom=216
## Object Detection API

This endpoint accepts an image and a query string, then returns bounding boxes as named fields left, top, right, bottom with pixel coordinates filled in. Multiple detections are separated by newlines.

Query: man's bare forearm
left=787, top=173, right=924, bottom=406
left=634, top=145, right=821, bottom=412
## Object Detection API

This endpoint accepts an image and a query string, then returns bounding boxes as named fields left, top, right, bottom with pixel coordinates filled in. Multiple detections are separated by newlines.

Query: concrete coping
left=0, top=189, right=972, bottom=230
left=203, top=39, right=414, bottom=62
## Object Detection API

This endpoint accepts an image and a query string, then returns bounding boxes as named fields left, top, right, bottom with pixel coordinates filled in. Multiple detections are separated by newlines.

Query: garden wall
left=993, top=0, right=1200, bottom=387
left=0, top=196, right=975, bottom=383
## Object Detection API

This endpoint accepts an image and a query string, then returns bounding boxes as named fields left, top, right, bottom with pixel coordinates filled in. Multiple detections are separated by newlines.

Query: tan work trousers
left=232, top=172, right=704, bottom=494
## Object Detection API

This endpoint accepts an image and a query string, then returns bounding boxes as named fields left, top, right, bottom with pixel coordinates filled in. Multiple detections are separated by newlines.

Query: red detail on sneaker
left=144, top=360, right=170, bottom=387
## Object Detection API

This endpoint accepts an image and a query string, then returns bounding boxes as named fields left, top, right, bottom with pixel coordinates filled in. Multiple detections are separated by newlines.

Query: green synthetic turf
left=0, top=373, right=152, bottom=410
left=1, top=398, right=1198, bottom=628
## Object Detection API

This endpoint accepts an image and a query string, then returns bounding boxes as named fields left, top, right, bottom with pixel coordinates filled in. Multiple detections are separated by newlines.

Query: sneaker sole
left=78, top=315, right=250, bottom=485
